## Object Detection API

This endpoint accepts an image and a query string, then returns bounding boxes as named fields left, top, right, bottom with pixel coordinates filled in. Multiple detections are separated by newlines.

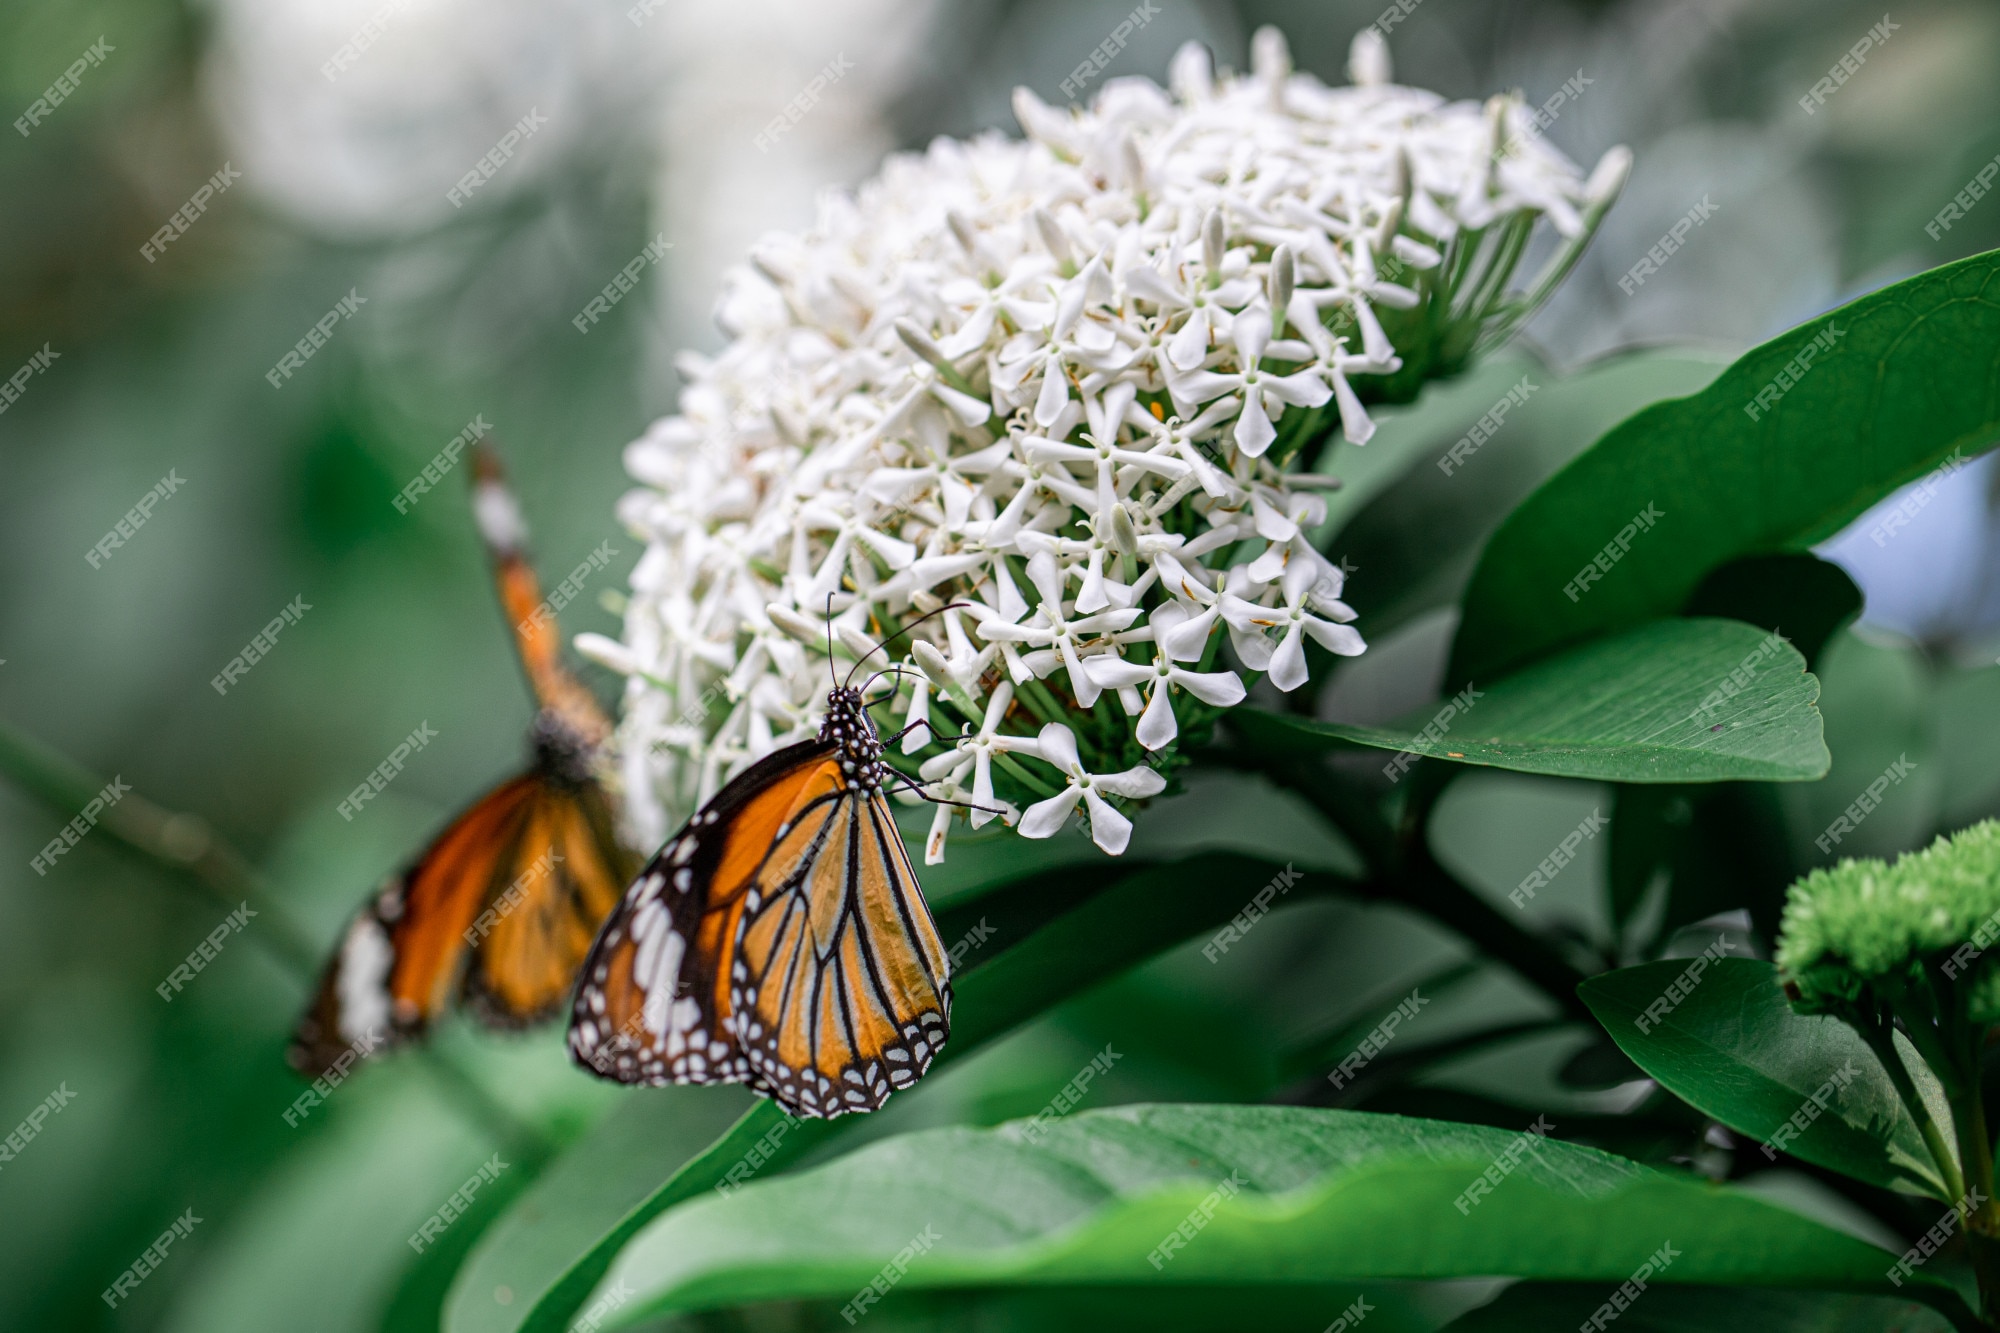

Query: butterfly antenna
left=841, top=602, right=971, bottom=689
left=856, top=663, right=911, bottom=701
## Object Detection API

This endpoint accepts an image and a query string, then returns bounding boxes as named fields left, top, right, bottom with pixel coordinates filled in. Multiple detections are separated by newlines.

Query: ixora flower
left=584, top=26, right=1630, bottom=860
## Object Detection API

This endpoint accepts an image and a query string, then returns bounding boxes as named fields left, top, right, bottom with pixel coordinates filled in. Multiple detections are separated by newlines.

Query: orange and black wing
left=567, top=739, right=838, bottom=1087
left=462, top=777, right=635, bottom=1028
left=290, top=774, right=539, bottom=1074
left=291, top=439, right=631, bottom=1078
left=732, top=781, right=951, bottom=1117
left=290, top=775, right=636, bottom=1075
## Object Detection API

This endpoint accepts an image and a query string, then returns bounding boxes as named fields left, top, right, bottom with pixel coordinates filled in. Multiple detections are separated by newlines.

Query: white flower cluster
left=584, top=27, right=1629, bottom=860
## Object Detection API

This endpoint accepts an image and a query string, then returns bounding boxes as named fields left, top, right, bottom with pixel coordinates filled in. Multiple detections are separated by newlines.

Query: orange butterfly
left=289, top=444, right=637, bottom=1076
left=568, top=648, right=964, bottom=1118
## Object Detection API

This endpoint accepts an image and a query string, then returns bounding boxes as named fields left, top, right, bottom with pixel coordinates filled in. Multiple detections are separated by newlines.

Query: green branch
left=0, top=715, right=553, bottom=1160
left=1232, top=747, right=1593, bottom=1020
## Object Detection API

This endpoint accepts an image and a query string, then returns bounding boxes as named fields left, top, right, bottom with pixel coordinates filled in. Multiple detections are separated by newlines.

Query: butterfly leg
left=883, top=714, right=955, bottom=751
left=885, top=774, right=1011, bottom=822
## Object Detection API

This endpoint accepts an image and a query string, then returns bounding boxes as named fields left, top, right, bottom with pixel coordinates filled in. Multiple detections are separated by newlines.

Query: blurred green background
left=5, top=0, right=2000, bottom=1328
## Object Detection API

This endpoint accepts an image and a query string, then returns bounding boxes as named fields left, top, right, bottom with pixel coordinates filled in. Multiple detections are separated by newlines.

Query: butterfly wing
left=290, top=774, right=539, bottom=1074
left=291, top=772, right=635, bottom=1075
left=292, top=441, right=632, bottom=1078
left=732, top=781, right=952, bottom=1117
left=567, top=739, right=837, bottom=1086
left=462, top=778, right=635, bottom=1027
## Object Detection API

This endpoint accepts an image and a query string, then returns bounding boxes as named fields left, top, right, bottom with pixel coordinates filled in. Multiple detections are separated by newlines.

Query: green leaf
left=1335, top=347, right=1729, bottom=638
left=472, top=853, right=1352, bottom=1333
left=1682, top=553, right=1861, bottom=671
left=381, top=1155, right=542, bottom=1333
left=1316, top=351, right=1550, bottom=538
left=441, top=1087, right=754, bottom=1333
left=1451, top=250, right=2000, bottom=684
left=861, top=1283, right=1453, bottom=1332
left=585, top=1105, right=1909, bottom=1324
left=1236, top=618, right=1827, bottom=784
left=1444, top=1283, right=1964, bottom=1332
left=1579, top=958, right=1948, bottom=1198
left=1606, top=783, right=1798, bottom=946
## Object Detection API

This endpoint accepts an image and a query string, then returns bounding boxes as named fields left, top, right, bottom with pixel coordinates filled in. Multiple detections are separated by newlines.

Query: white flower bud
left=911, top=640, right=953, bottom=689
left=1169, top=40, right=1214, bottom=102
left=768, top=604, right=830, bottom=646
left=1348, top=28, right=1392, bottom=88
left=1251, top=26, right=1292, bottom=94
left=1267, top=245, right=1295, bottom=330
left=1586, top=146, right=1634, bottom=211
left=1202, top=208, right=1225, bottom=275
left=896, top=318, right=952, bottom=372
left=1108, top=503, right=1140, bottom=557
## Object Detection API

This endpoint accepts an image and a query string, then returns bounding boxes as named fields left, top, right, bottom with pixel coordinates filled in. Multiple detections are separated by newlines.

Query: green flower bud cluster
left=1778, top=821, right=2000, bottom=1022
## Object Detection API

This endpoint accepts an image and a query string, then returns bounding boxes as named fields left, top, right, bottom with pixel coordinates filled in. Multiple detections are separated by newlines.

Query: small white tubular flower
left=1084, top=604, right=1247, bottom=750
left=1168, top=307, right=1332, bottom=457
left=917, top=681, right=1030, bottom=830
left=1016, top=724, right=1168, bottom=855
left=1221, top=559, right=1368, bottom=693
left=975, top=555, right=1140, bottom=707
left=599, top=23, right=1623, bottom=855
left=918, top=758, right=1020, bottom=866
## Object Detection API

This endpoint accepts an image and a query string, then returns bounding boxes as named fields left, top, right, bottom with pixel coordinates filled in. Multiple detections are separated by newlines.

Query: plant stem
left=0, top=715, right=553, bottom=1159
left=1929, top=973, right=2000, bottom=1324
left=1254, top=752, right=1592, bottom=1020
left=1854, top=1010, right=1967, bottom=1206
left=1399, top=840, right=1594, bottom=1022
left=0, top=715, right=322, bottom=976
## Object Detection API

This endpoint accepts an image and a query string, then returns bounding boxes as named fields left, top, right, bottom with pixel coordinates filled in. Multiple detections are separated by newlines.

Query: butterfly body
left=569, top=685, right=952, bottom=1118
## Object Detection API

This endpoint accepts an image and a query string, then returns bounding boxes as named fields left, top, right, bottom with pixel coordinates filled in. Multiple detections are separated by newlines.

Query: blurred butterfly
left=568, top=620, right=981, bottom=1118
left=289, top=443, right=638, bottom=1077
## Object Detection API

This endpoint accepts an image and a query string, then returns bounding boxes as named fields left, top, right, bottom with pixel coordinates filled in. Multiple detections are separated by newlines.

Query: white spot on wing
left=337, top=915, right=395, bottom=1044
left=473, top=481, right=528, bottom=553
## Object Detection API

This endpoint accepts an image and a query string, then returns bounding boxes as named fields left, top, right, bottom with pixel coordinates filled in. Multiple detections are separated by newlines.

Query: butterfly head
left=819, top=685, right=889, bottom=792
left=531, top=708, right=603, bottom=787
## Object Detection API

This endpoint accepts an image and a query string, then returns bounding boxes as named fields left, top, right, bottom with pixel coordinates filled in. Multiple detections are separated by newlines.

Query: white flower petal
left=1171, top=667, right=1246, bottom=708
left=1162, top=605, right=1219, bottom=661
left=1035, top=722, right=1082, bottom=773
left=1233, top=307, right=1271, bottom=366
left=1084, top=655, right=1153, bottom=689
left=574, top=632, right=637, bottom=676
left=1080, top=788, right=1136, bottom=854
left=1093, top=764, right=1167, bottom=799
left=1234, top=392, right=1276, bottom=456
left=926, top=802, right=954, bottom=865
left=1018, top=786, right=1084, bottom=840
left=1034, top=353, right=1071, bottom=427
left=1304, top=618, right=1368, bottom=657
left=1268, top=623, right=1309, bottom=692
left=1167, top=306, right=1211, bottom=370
left=1134, top=684, right=1178, bottom=750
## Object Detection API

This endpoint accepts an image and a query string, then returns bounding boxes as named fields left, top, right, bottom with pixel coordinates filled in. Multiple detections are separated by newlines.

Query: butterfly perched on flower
left=567, top=639, right=964, bottom=1118
left=289, top=443, right=638, bottom=1076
